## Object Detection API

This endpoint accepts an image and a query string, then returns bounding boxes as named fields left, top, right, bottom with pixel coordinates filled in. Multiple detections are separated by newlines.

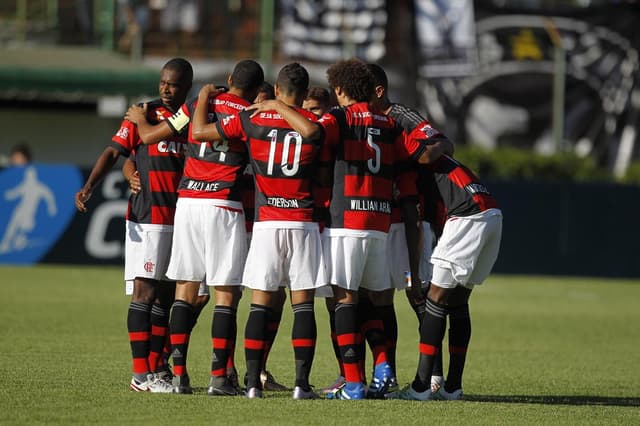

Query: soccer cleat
left=156, top=368, right=173, bottom=385
left=261, top=370, right=289, bottom=391
left=321, top=375, right=345, bottom=394
left=386, top=376, right=399, bottom=393
left=433, top=387, right=463, bottom=400
left=292, top=386, right=319, bottom=400
left=385, top=384, right=432, bottom=401
left=325, top=382, right=365, bottom=400
left=430, top=375, right=444, bottom=393
left=246, top=387, right=263, bottom=399
left=172, top=374, right=193, bottom=394
left=207, top=375, right=240, bottom=396
left=227, top=367, right=243, bottom=394
left=147, top=374, right=174, bottom=393
left=130, top=375, right=152, bottom=392
left=367, top=362, right=394, bottom=399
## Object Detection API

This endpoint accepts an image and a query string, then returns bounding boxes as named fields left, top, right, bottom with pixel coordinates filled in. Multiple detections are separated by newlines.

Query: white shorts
left=242, top=222, right=328, bottom=292
left=323, top=229, right=391, bottom=292
left=124, top=221, right=173, bottom=294
left=387, top=221, right=433, bottom=290
left=431, top=209, right=502, bottom=289
left=166, top=198, right=247, bottom=286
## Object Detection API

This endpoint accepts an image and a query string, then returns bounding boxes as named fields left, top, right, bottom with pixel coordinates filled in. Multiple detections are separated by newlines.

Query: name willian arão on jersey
left=349, top=199, right=392, bottom=214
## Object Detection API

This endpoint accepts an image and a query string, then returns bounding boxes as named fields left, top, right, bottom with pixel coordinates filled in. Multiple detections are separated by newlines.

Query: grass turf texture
left=1, top=265, right=639, bottom=424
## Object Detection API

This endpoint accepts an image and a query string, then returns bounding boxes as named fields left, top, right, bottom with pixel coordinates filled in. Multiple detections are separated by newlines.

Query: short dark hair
left=305, top=87, right=331, bottom=104
left=257, top=82, right=275, bottom=100
left=231, top=59, right=265, bottom=92
left=10, top=143, right=32, bottom=162
left=163, top=57, right=193, bottom=84
left=326, top=58, right=374, bottom=103
left=276, top=62, right=309, bottom=98
left=367, top=63, right=388, bottom=90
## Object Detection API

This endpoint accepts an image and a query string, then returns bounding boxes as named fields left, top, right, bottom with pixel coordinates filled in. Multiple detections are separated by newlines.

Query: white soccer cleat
left=130, top=375, right=152, bottom=392
left=147, top=374, right=174, bottom=393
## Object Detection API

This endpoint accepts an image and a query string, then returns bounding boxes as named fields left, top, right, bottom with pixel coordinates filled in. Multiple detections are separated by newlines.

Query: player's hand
left=75, top=189, right=92, bottom=213
left=125, top=104, right=147, bottom=125
left=246, top=99, right=282, bottom=118
left=127, top=170, right=141, bottom=194
left=407, top=282, right=426, bottom=307
left=198, top=84, right=225, bottom=100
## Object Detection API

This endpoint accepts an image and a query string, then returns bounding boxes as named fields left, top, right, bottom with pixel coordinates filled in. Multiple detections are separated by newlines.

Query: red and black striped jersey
left=420, top=154, right=499, bottom=218
left=216, top=106, right=321, bottom=223
left=386, top=102, right=449, bottom=227
left=318, top=102, right=425, bottom=233
left=177, top=93, right=250, bottom=201
left=111, top=99, right=185, bottom=225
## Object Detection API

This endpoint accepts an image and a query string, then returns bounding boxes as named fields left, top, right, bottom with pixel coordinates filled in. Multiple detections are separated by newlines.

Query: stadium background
left=1, top=0, right=639, bottom=277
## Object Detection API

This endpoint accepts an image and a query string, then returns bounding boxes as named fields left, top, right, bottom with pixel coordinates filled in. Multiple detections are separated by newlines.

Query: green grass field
left=1, top=265, right=639, bottom=424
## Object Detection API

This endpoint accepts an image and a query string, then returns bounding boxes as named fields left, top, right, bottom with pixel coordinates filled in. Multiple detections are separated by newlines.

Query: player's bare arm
left=191, top=84, right=224, bottom=142
left=247, top=99, right=321, bottom=140
left=75, top=146, right=120, bottom=212
left=122, top=158, right=141, bottom=194
left=124, top=103, right=174, bottom=145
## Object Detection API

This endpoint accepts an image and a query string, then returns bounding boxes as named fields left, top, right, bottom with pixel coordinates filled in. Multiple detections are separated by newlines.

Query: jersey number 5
left=367, top=128, right=381, bottom=174
left=267, top=129, right=302, bottom=176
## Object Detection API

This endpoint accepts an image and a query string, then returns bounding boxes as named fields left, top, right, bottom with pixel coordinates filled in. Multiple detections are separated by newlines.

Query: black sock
left=446, top=303, right=471, bottom=391
left=292, top=302, right=316, bottom=389
left=244, top=304, right=270, bottom=389
left=169, top=300, right=194, bottom=377
left=412, top=297, right=447, bottom=392
left=128, top=301, right=152, bottom=379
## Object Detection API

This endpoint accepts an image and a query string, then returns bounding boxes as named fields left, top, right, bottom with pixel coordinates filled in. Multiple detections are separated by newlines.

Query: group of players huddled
left=75, top=57, right=502, bottom=401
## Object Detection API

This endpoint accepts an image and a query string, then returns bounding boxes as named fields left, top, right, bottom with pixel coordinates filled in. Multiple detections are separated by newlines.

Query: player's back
left=320, top=102, right=404, bottom=233
left=178, top=92, right=250, bottom=200
left=425, top=155, right=499, bottom=217
left=238, top=107, right=320, bottom=223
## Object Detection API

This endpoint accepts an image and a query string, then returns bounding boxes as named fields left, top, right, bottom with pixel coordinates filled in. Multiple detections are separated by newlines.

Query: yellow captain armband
left=167, top=108, right=190, bottom=134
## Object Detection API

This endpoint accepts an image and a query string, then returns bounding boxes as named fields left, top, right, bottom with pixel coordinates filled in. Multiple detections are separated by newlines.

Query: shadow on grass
left=466, top=394, right=640, bottom=407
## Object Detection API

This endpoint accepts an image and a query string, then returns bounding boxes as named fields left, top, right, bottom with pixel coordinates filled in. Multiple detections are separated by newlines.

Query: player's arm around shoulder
left=191, top=84, right=226, bottom=142
left=124, top=103, right=176, bottom=145
left=248, top=99, right=322, bottom=140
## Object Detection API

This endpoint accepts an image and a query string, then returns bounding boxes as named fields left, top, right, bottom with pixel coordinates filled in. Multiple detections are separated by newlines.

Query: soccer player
left=367, top=63, right=453, bottom=393
left=385, top=156, right=503, bottom=401
left=249, top=58, right=445, bottom=400
left=164, top=59, right=264, bottom=395
left=191, top=62, right=327, bottom=399
left=75, top=58, right=194, bottom=393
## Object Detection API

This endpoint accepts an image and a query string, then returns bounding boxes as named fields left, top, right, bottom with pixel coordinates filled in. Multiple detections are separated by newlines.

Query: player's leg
left=290, top=288, right=318, bottom=399
left=127, top=277, right=155, bottom=391
left=324, top=235, right=366, bottom=400
left=148, top=281, right=175, bottom=378
left=260, top=287, right=288, bottom=391
left=441, top=286, right=472, bottom=398
left=208, top=285, right=242, bottom=396
left=321, top=296, right=346, bottom=393
left=362, top=288, right=396, bottom=398
left=169, top=280, right=201, bottom=394
left=244, top=289, right=279, bottom=398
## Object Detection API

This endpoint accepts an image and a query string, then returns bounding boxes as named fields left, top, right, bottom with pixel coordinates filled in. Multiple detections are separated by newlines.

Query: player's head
left=274, top=62, right=309, bottom=106
left=228, top=59, right=265, bottom=102
left=303, top=87, right=333, bottom=117
left=159, top=58, right=193, bottom=109
left=326, top=58, right=375, bottom=105
left=254, top=82, right=275, bottom=103
left=9, top=142, right=32, bottom=165
left=366, top=63, right=390, bottom=109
